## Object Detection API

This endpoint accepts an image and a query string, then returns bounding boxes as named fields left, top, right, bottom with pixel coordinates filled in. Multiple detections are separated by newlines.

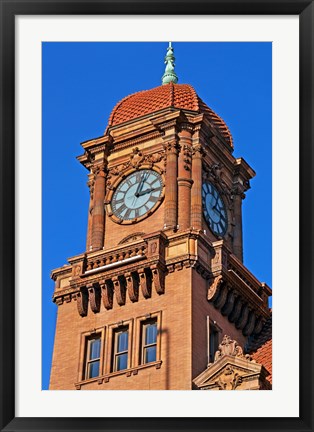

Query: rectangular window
left=113, top=327, right=129, bottom=372
left=141, top=319, right=157, bottom=364
left=84, top=334, right=101, bottom=379
left=209, top=322, right=220, bottom=363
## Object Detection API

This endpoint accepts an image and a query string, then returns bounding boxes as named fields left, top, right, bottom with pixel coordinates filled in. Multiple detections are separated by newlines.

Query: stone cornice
left=51, top=232, right=271, bottom=335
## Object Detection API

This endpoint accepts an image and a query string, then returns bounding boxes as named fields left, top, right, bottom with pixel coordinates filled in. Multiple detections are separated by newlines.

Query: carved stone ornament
left=112, top=277, right=126, bottom=306
left=192, top=334, right=268, bottom=391
left=138, top=268, right=151, bottom=298
left=75, top=289, right=88, bottom=317
left=215, top=366, right=243, bottom=390
left=214, top=335, right=251, bottom=362
left=125, top=272, right=139, bottom=302
left=202, top=162, right=231, bottom=199
left=207, top=275, right=223, bottom=301
left=88, top=284, right=101, bottom=313
left=101, top=281, right=113, bottom=310
left=130, top=147, right=145, bottom=168
left=151, top=265, right=165, bottom=294
left=182, top=144, right=192, bottom=171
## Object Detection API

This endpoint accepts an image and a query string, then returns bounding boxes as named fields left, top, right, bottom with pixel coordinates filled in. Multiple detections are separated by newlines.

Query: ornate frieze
left=106, top=146, right=166, bottom=190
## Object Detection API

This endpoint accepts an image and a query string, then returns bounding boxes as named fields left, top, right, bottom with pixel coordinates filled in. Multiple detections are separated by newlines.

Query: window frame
left=84, top=334, right=101, bottom=379
left=105, top=319, right=133, bottom=374
left=112, top=326, right=129, bottom=372
left=208, top=318, right=222, bottom=364
left=79, top=327, right=105, bottom=382
left=140, top=318, right=158, bottom=365
left=134, top=311, right=162, bottom=367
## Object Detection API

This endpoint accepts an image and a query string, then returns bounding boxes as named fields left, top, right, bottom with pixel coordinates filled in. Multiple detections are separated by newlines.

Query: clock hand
left=135, top=173, right=148, bottom=197
left=212, top=195, right=219, bottom=211
left=137, top=187, right=160, bottom=197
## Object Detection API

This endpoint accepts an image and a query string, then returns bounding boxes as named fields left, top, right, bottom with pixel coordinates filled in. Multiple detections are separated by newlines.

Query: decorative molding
left=101, top=281, right=113, bottom=310
left=119, top=232, right=145, bottom=244
left=163, top=139, right=179, bottom=154
left=215, top=366, right=243, bottom=390
left=112, top=276, right=126, bottom=306
left=151, top=265, right=165, bottom=295
left=214, top=284, right=228, bottom=309
left=235, top=304, right=250, bottom=330
left=138, top=268, right=151, bottom=298
left=182, top=144, right=192, bottom=171
left=207, top=275, right=223, bottom=301
left=228, top=297, right=243, bottom=323
left=75, top=289, right=88, bottom=317
left=125, top=272, right=139, bottom=302
left=88, top=283, right=101, bottom=313
left=193, top=335, right=270, bottom=391
left=221, top=289, right=235, bottom=316
left=243, top=310, right=256, bottom=336
left=213, top=335, right=251, bottom=362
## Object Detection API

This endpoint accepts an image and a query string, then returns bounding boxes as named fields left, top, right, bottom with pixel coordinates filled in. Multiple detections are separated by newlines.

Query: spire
left=162, top=42, right=178, bottom=85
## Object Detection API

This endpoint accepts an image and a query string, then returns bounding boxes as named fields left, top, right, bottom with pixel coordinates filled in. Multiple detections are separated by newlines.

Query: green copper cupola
left=162, top=42, right=178, bottom=85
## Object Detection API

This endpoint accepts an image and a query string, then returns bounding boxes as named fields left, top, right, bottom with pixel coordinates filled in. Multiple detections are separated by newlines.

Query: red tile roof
left=247, top=314, right=272, bottom=384
left=251, top=339, right=272, bottom=384
left=107, top=83, right=233, bottom=148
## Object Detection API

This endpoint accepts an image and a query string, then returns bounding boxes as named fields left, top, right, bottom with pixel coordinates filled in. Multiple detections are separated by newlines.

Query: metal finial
left=162, top=42, right=178, bottom=85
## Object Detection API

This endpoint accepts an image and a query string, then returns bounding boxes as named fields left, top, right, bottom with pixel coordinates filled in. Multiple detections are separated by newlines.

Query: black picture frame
left=0, top=1, right=313, bottom=431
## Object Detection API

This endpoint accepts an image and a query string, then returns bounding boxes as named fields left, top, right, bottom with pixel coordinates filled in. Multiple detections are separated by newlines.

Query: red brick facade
left=50, top=83, right=272, bottom=390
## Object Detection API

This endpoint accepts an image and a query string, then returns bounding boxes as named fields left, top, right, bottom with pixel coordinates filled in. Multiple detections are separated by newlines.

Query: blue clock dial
left=111, top=170, right=163, bottom=221
left=202, top=182, right=228, bottom=236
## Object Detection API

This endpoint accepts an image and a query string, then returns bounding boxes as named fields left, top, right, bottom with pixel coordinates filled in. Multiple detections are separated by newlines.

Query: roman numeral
left=150, top=177, right=159, bottom=186
left=124, top=208, right=132, bottom=219
left=148, top=196, right=158, bottom=203
left=114, top=198, right=125, bottom=206
left=117, top=203, right=127, bottom=214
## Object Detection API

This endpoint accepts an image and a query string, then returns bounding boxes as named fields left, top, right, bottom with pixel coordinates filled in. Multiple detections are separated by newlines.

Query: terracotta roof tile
left=246, top=314, right=272, bottom=383
left=251, top=339, right=272, bottom=384
left=107, top=83, right=233, bottom=148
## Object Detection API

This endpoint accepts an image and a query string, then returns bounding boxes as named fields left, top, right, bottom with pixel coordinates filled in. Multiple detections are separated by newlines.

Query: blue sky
left=42, top=42, right=272, bottom=390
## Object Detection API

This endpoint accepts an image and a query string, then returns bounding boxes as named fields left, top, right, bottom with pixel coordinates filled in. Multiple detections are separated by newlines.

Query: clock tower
left=50, top=44, right=272, bottom=390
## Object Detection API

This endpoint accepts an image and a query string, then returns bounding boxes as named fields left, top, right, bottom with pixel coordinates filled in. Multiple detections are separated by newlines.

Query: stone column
left=191, top=143, right=203, bottom=230
left=163, top=139, right=179, bottom=229
left=91, top=164, right=106, bottom=251
left=233, top=189, right=244, bottom=261
left=177, top=127, right=193, bottom=230
left=86, top=172, right=94, bottom=251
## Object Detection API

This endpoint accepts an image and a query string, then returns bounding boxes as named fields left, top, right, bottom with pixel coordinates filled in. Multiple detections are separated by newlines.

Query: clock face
left=202, top=182, right=228, bottom=236
left=111, top=170, right=163, bottom=221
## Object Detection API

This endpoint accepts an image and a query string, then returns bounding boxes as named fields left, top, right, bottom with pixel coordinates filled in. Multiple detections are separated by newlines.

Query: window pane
left=144, top=346, right=156, bottom=363
left=88, top=360, right=100, bottom=378
left=116, top=353, right=128, bottom=371
left=145, top=322, right=157, bottom=345
left=118, top=330, right=128, bottom=352
left=89, top=338, right=101, bottom=360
